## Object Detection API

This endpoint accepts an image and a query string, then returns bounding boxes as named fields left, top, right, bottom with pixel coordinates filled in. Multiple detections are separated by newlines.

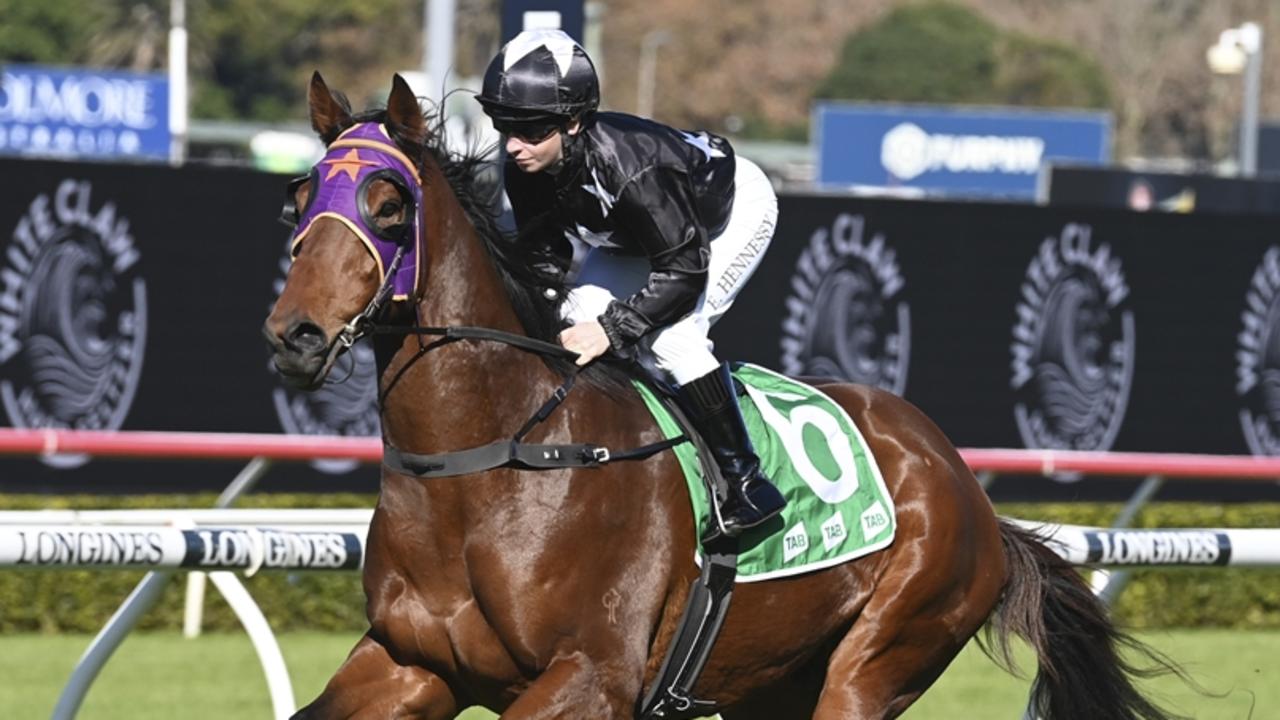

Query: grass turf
left=1, top=630, right=1270, bottom=718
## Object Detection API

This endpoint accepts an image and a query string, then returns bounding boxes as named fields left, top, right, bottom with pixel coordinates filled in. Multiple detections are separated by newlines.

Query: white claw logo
left=780, top=213, right=910, bottom=395
left=1010, top=223, right=1134, bottom=453
left=0, top=179, right=147, bottom=468
left=1235, top=246, right=1280, bottom=455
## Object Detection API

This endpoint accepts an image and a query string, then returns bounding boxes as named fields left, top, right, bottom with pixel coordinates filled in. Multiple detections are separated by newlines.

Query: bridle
left=280, top=123, right=427, bottom=379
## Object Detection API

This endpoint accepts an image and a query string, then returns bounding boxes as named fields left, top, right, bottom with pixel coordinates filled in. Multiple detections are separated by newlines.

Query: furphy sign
left=815, top=103, right=1110, bottom=198
left=0, top=65, right=170, bottom=160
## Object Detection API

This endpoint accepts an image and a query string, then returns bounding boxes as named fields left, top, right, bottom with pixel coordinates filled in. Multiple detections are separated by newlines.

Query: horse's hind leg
left=292, top=632, right=459, bottom=720
left=496, top=653, right=639, bottom=720
left=719, top=668, right=823, bottom=720
left=812, top=607, right=970, bottom=719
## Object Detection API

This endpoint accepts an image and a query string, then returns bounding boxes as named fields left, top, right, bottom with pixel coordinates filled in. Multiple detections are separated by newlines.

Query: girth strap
left=638, top=539, right=740, bottom=719
left=383, top=436, right=687, bottom=478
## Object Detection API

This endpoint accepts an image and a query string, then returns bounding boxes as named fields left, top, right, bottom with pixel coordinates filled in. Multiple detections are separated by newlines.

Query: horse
left=263, top=72, right=1182, bottom=719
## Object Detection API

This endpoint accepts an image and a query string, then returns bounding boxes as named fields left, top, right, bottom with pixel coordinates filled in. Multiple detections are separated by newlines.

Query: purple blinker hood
left=291, top=123, right=423, bottom=300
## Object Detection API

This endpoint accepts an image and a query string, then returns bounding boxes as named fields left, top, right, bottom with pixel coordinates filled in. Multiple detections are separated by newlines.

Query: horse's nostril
left=286, top=322, right=328, bottom=354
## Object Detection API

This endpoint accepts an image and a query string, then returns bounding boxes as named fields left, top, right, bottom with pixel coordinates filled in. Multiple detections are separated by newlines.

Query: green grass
left=1, top=630, right=1271, bottom=719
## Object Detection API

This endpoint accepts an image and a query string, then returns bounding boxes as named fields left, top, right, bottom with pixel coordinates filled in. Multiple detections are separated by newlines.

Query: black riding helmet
left=476, top=28, right=600, bottom=123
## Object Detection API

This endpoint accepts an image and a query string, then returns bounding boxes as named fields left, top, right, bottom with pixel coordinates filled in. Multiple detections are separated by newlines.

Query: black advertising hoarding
left=710, top=194, right=1280, bottom=499
left=0, top=157, right=379, bottom=492
left=2, top=156, right=1279, bottom=499
left=1046, top=164, right=1280, bottom=215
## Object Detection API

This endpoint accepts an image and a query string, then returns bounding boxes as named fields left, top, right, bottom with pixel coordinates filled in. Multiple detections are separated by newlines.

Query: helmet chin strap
left=555, top=121, right=586, bottom=172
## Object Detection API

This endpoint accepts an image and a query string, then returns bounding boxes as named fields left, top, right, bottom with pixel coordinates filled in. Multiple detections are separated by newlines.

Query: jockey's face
left=505, top=119, right=580, bottom=174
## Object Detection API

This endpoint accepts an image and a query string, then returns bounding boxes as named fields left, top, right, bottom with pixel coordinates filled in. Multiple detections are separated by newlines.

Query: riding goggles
left=281, top=122, right=423, bottom=300
left=494, top=118, right=564, bottom=144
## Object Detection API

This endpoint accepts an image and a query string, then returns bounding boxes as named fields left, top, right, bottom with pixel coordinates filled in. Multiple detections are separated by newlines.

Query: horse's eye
left=377, top=200, right=402, bottom=219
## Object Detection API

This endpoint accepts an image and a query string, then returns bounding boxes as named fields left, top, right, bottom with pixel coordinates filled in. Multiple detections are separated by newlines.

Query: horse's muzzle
left=263, top=320, right=330, bottom=390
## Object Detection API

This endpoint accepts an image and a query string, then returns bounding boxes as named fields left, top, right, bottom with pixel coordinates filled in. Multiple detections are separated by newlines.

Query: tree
left=815, top=1, right=1110, bottom=110
left=816, top=1, right=1001, bottom=105
left=187, top=0, right=420, bottom=121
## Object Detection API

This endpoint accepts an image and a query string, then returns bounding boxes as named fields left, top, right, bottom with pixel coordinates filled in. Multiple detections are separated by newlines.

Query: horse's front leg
left=292, top=632, right=459, bottom=720
left=498, top=652, right=638, bottom=720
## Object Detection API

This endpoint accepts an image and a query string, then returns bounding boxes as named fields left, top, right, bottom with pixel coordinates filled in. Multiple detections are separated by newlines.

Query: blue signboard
left=0, top=64, right=170, bottom=161
left=815, top=102, right=1110, bottom=198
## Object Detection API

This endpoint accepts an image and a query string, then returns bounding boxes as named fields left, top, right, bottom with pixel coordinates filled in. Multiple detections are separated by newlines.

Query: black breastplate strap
left=382, top=370, right=686, bottom=478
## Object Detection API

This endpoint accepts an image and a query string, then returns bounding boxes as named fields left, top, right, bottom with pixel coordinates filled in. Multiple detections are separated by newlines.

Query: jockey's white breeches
left=559, top=156, right=777, bottom=385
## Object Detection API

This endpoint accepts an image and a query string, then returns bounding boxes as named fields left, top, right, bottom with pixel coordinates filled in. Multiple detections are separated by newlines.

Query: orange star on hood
left=323, top=148, right=379, bottom=181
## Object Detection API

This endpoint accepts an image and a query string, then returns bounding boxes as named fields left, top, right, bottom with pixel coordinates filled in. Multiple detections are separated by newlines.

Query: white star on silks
left=680, top=131, right=726, bottom=161
left=582, top=167, right=617, bottom=216
left=504, top=29, right=579, bottom=76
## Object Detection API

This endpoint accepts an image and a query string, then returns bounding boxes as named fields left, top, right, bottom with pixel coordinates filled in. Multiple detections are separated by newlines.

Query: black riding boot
left=677, top=364, right=787, bottom=542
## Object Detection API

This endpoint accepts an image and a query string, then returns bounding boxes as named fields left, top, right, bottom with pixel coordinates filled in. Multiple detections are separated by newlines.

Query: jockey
left=476, top=28, right=785, bottom=541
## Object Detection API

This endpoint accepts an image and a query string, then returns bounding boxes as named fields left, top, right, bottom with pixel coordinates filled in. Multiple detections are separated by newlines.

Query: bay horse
left=264, top=73, right=1181, bottom=719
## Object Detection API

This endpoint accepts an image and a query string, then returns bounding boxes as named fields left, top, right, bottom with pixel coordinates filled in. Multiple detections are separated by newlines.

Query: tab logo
left=782, top=522, right=810, bottom=563
left=860, top=501, right=890, bottom=541
left=820, top=511, right=847, bottom=552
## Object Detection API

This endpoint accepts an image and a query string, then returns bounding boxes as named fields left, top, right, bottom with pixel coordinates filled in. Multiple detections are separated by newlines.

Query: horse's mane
left=346, top=102, right=634, bottom=396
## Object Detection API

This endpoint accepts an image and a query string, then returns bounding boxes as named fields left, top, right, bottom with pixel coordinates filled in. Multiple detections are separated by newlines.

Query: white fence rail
left=3, top=429, right=1279, bottom=718
left=1012, top=521, right=1280, bottom=567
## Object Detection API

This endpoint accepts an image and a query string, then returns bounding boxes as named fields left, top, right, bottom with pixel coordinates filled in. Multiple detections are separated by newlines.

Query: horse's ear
left=308, top=71, right=352, bottom=145
left=386, top=74, right=427, bottom=156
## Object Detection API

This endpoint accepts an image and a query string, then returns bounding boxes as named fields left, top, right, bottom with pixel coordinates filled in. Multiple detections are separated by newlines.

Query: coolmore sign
left=815, top=102, right=1110, bottom=198
left=0, top=64, right=170, bottom=161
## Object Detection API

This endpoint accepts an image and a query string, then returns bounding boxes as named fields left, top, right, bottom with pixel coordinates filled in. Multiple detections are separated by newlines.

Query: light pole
left=1207, top=21, right=1263, bottom=176
left=423, top=0, right=456, bottom=109
left=168, top=0, right=187, bottom=166
left=637, top=29, right=671, bottom=118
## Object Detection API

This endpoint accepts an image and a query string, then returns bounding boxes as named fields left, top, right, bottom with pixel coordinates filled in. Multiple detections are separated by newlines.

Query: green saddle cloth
left=634, top=364, right=896, bottom=581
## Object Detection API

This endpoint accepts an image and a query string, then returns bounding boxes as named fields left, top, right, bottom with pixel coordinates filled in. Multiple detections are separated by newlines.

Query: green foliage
left=189, top=0, right=420, bottom=121
left=3, top=496, right=1279, bottom=632
left=0, top=1, right=108, bottom=64
left=817, top=1, right=1001, bottom=105
left=731, top=115, right=809, bottom=143
left=816, top=1, right=1110, bottom=110
left=994, top=34, right=1111, bottom=109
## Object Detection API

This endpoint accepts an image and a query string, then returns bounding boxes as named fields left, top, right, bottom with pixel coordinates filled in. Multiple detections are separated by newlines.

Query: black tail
left=979, top=519, right=1191, bottom=720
